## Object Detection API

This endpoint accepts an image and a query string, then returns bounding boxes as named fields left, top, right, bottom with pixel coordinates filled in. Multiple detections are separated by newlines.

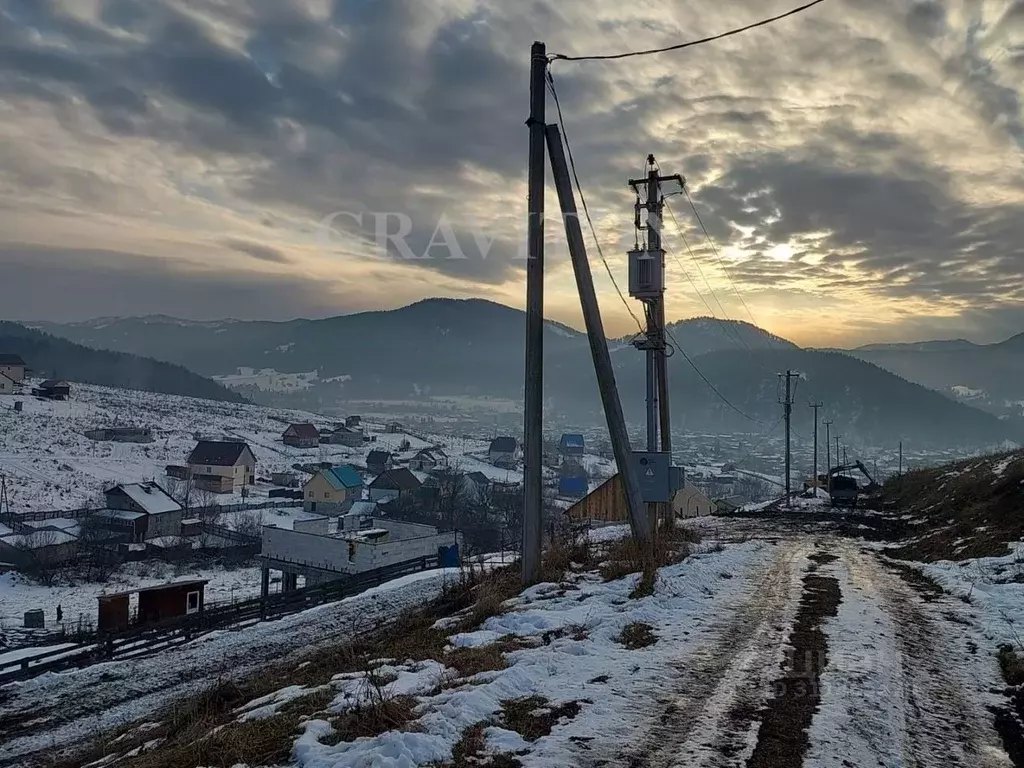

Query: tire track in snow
left=603, top=540, right=812, bottom=768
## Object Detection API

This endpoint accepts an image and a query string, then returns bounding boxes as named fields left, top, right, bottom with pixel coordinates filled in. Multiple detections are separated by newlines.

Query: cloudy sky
left=0, top=0, right=1021, bottom=346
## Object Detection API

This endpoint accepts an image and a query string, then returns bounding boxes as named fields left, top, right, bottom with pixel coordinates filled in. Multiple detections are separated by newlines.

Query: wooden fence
left=0, top=554, right=443, bottom=684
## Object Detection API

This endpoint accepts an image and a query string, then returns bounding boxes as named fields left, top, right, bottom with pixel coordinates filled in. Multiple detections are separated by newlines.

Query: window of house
left=186, top=591, right=200, bottom=615
left=206, top=466, right=212, bottom=473
left=324, top=492, right=329, bottom=498
left=307, top=491, right=313, bottom=498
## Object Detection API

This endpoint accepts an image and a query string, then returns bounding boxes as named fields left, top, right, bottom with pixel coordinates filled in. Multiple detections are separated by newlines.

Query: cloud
left=223, top=239, right=291, bottom=264
left=0, top=0, right=1020, bottom=345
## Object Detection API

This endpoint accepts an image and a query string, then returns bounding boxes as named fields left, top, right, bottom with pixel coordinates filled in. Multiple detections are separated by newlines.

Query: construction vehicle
left=826, top=461, right=880, bottom=508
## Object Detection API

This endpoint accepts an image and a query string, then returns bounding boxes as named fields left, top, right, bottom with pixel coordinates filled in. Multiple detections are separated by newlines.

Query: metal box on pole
left=627, top=249, right=665, bottom=299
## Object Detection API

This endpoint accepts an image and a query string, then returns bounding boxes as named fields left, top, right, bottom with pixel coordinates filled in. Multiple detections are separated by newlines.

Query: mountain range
left=838, top=334, right=1024, bottom=417
left=27, top=299, right=1022, bottom=449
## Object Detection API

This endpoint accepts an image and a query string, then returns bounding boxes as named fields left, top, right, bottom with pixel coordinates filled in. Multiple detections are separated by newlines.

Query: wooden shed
left=97, top=579, right=208, bottom=632
left=565, top=473, right=627, bottom=524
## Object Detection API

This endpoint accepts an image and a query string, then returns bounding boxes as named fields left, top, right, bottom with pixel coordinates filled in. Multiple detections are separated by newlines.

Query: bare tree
left=77, top=514, right=122, bottom=582
left=234, top=509, right=265, bottom=541
left=15, top=528, right=68, bottom=586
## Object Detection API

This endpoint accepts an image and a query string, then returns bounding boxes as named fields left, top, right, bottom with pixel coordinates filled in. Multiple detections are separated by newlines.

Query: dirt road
left=585, top=530, right=1017, bottom=768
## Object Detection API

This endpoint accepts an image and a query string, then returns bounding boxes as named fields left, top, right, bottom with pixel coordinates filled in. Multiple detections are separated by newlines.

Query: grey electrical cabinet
left=631, top=451, right=672, bottom=502
left=627, top=249, right=665, bottom=300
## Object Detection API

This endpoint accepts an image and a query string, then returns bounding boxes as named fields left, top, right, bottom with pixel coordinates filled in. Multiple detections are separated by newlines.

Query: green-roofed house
left=303, top=464, right=364, bottom=515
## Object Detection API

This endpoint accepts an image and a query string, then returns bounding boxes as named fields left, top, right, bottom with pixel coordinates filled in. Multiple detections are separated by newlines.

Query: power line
left=549, top=0, right=827, bottom=63
left=663, top=198, right=755, bottom=355
left=681, top=186, right=779, bottom=351
left=664, top=324, right=763, bottom=424
left=546, top=72, right=645, bottom=334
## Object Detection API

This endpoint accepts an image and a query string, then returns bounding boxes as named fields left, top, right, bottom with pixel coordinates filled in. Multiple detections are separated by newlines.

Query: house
left=409, top=448, right=447, bottom=472
left=304, top=465, right=364, bottom=514
left=368, top=468, right=422, bottom=502
left=0, top=354, right=26, bottom=383
left=324, top=426, right=364, bottom=447
left=345, top=415, right=362, bottom=428
left=558, top=433, right=586, bottom=457
left=0, top=529, right=79, bottom=570
left=366, top=449, right=394, bottom=475
left=385, top=421, right=404, bottom=434
left=104, top=482, right=184, bottom=540
left=465, top=471, right=491, bottom=494
left=488, top=437, right=519, bottom=468
left=283, top=423, right=320, bottom=449
left=186, top=441, right=257, bottom=493
left=672, top=484, right=717, bottom=518
left=348, top=500, right=378, bottom=517
left=558, top=475, right=589, bottom=499
left=35, top=379, right=70, bottom=400
left=0, top=372, right=15, bottom=395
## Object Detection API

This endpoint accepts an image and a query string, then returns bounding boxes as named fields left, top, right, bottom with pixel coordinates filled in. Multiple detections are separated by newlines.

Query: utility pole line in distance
left=810, top=402, right=823, bottom=494
left=779, top=370, right=799, bottom=505
left=823, top=419, right=833, bottom=491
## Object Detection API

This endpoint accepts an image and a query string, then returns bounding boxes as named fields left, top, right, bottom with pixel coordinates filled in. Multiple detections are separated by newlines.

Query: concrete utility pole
left=898, top=440, right=903, bottom=476
left=835, top=436, right=841, bottom=472
left=810, top=402, right=823, bottom=492
left=628, top=156, right=684, bottom=528
left=779, top=370, right=799, bottom=504
left=824, top=419, right=833, bottom=489
left=546, top=124, right=651, bottom=544
left=521, top=41, right=546, bottom=585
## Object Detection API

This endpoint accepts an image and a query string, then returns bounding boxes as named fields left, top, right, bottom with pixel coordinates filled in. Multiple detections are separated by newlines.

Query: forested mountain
left=0, top=323, right=246, bottom=403
left=840, top=334, right=1024, bottom=418
left=30, top=299, right=1019, bottom=448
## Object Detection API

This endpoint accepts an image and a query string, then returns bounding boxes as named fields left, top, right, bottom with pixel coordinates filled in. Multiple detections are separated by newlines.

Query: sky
left=0, top=0, right=1022, bottom=347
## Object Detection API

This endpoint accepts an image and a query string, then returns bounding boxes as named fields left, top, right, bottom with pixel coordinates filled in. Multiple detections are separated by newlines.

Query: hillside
left=31, top=300, right=1019, bottom=449
left=0, top=323, right=245, bottom=404
left=841, top=335, right=1024, bottom=418
left=0, top=382, right=528, bottom=513
left=882, top=450, right=1024, bottom=561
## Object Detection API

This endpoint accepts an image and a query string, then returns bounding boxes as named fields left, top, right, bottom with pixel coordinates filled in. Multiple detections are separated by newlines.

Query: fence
left=0, top=554, right=443, bottom=684
left=8, top=499, right=302, bottom=524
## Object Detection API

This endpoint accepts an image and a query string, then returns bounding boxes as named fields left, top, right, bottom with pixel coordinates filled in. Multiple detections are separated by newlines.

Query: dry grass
left=325, top=693, right=419, bottom=745
left=446, top=637, right=530, bottom=678
left=999, top=645, right=1024, bottom=687
left=499, top=695, right=585, bottom=741
left=615, top=621, right=658, bottom=649
left=443, top=723, right=522, bottom=768
left=599, top=527, right=698, bottom=595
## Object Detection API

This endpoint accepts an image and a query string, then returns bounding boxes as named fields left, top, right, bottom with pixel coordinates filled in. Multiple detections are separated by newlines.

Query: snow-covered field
left=0, top=382, right=536, bottom=513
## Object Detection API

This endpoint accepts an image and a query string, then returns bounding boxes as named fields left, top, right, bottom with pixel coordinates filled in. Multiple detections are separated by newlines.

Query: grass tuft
left=999, top=644, right=1024, bottom=687
left=615, top=621, right=658, bottom=649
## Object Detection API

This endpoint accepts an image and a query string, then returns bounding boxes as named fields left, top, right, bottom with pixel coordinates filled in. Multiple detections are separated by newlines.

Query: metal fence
left=0, top=554, right=443, bottom=684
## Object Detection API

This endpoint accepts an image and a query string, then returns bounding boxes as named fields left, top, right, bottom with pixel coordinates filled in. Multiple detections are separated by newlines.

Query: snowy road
left=574, top=530, right=1017, bottom=768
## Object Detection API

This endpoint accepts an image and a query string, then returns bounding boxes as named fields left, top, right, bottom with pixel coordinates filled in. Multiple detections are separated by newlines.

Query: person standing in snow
left=56, top=604, right=63, bottom=623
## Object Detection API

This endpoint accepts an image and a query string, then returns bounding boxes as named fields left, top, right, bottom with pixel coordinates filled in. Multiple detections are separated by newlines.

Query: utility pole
left=779, top=371, right=799, bottom=504
left=835, top=436, right=841, bottom=473
left=628, top=156, right=684, bottom=528
left=810, top=402, right=823, bottom=493
left=824, top=419, right=833, bottom=490
left=898, top=440, right=903, bottom=477
left=521, top=41, right=546, bottom=585
left=546, top=124, right=651, bottom=544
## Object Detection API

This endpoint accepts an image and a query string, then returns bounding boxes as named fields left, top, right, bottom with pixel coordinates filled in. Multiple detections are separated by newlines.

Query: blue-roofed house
left=558, top=475, right=589, bottom=498
left=303, top=464, right=364, bottom=515
left=559, top=433, right=585, bottom=458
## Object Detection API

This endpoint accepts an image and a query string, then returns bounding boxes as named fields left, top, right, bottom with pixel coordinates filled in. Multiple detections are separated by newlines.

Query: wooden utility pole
left=899, top=440, right=903, bottom=477
left=546, top=124, right=650, bottom=544
left=521, top=41, right=546, bottom=584
left=810, top=402, right=823, bottom=492
left=779, top=371, right=799, bottom=503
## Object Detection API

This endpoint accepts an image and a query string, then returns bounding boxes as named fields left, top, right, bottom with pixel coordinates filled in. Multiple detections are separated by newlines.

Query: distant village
left=1, top=351, right=739, bottom=614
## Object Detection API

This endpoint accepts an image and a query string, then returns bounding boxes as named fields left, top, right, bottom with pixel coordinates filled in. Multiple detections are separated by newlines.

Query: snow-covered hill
left=0, top=382, right=540, bottom=514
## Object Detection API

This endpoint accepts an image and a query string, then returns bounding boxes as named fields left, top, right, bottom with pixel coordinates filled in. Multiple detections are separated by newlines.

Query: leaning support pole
left=521, top=41, right=546, bottom=585
left=545, top=123, right=651, bottom=544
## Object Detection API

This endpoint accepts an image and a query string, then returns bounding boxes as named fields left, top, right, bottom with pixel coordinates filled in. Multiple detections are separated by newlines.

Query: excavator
left=825, top=461, right=880, bottom=508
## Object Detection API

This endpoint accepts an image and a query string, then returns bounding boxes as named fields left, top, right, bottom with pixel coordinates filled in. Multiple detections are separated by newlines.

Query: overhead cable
left=549, top=0, right=827, bottom=63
